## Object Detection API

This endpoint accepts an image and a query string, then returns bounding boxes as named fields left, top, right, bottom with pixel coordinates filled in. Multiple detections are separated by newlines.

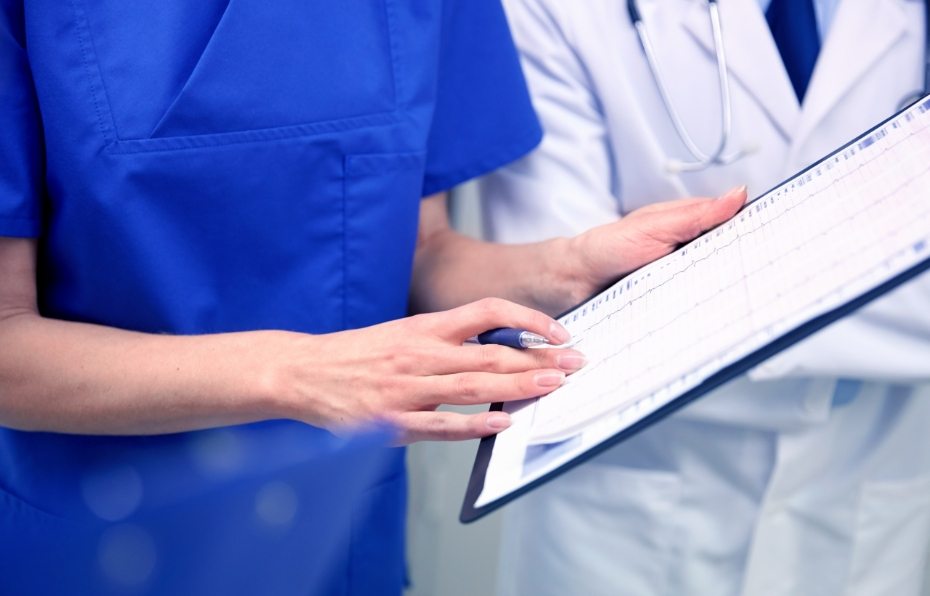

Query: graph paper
left=462, top=95, right=930, bottom=521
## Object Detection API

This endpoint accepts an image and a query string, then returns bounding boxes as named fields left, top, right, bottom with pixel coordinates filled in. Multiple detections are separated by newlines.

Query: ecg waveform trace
left=528, top=99, right=930, bottom=444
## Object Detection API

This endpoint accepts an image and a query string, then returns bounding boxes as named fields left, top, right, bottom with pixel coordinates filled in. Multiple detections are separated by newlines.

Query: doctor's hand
left=560, top=186, right=747, bottom=307
left=270, top=298, right=585, bottom=444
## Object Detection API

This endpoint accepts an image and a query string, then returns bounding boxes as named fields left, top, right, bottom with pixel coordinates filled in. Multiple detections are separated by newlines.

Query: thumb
left=706, top=185, right=748, bottom=228
left=656, top=185, right=747, bottom=244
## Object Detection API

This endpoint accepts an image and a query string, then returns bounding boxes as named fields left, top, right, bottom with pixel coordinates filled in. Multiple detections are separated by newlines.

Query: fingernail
left=535, top=371, right=566, bottom=387
left=556, top=352, right=587, bottom=371
left=721, top=185, right=747, bottom=199
left=487, top=413, right=511, bottom=430
left=549, top=323, right=571, bottom=345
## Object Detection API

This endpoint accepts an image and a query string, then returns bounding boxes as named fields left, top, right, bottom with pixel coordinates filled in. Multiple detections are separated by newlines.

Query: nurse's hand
left=273, top=298, right=585, bottom=443
left=560, top=186, right=747, bottom=307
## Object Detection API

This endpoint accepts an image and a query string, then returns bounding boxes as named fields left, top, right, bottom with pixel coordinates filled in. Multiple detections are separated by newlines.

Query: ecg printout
left=471, top=96, right=930, bottom=512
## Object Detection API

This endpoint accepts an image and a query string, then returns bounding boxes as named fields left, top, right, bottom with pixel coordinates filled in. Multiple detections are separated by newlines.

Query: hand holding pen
left=304, top=298, right=586, bottom=443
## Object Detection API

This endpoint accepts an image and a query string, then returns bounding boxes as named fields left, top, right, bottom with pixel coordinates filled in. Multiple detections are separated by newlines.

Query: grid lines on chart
left=529, top=102, right=930, bottom=441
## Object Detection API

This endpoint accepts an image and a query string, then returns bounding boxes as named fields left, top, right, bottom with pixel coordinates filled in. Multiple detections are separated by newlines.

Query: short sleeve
left=0, top=0, right=43, bottom=238
left=422, top=0, right=542, bottom=196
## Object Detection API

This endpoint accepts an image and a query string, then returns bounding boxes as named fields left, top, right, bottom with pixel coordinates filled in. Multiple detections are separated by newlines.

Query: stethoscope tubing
left=629, top=0, right=749, bottom=172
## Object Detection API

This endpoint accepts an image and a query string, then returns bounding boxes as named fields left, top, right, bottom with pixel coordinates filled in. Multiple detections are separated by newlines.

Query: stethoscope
left=627, top=0, right=930, bottom=173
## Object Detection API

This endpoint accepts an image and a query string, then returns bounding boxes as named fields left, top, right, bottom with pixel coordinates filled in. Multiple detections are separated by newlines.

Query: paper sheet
left=474, top=97, right=930, bottom=509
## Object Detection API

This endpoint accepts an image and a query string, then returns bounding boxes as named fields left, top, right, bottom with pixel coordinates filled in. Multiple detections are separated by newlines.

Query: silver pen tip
left=519, top=332, right=551, bottom=348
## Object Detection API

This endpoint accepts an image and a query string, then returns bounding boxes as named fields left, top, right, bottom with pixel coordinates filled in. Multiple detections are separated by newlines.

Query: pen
left=476, top=327, right=552, bottom=349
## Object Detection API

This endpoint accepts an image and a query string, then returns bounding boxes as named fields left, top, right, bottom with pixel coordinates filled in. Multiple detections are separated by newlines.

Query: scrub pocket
left=76, top=0, right=399, bottom=148
left=844, top=475, right=930, bottom=596
left=343, top=153, right=426, bottom=330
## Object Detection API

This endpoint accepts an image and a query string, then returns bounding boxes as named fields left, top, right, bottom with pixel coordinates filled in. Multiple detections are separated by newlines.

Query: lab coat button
left=803, top=392, right=829, bottom=418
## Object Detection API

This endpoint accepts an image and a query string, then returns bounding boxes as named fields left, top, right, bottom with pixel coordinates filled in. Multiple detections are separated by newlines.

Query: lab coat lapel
left=680, top=0, right=799, bottom=139
left=792, top=1, right=908, bottom=152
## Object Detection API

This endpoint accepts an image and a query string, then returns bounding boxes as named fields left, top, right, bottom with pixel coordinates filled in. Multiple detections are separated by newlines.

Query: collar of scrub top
left=626, top=0, right=930, bottom=173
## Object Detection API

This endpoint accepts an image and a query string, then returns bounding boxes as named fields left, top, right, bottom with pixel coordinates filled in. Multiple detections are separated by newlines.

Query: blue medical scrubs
left=0, top=0, right=541, bottom=593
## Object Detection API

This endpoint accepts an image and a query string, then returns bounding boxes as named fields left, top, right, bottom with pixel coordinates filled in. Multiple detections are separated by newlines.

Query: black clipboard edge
left=461, top=252, right=930, bottom=523
left=460, top=93, right=930, bottom=524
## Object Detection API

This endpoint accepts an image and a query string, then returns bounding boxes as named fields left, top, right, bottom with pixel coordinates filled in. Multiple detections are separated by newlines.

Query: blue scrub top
left=0, top=0, right=541, bottom=594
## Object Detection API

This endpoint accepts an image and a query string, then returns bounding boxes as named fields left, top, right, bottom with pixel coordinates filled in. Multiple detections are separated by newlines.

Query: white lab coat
left=479, top=1, right=930, bottom=595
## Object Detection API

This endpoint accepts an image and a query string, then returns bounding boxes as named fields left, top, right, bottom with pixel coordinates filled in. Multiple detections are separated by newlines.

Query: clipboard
left=461, top=94, right=930, bottom=523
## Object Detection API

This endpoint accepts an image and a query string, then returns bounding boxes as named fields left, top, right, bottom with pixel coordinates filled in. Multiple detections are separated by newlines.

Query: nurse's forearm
left=411, top=189, right=747, bottom=316
left=0, top=311, right=293, bottom=435
left=411, top=193, right=586, bottom=316
left=0, top=237, right=295, bottom=434
left=412, top=231, right=583, bottom=316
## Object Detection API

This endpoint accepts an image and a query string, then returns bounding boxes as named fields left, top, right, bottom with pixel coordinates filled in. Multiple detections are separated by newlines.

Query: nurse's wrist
left=540, top=235, right=595, bottom=313
left=245, top=330, right=314, bottom=422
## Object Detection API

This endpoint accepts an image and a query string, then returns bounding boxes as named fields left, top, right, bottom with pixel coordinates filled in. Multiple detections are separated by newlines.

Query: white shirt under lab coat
left=479, top=1, right=930, bottom=595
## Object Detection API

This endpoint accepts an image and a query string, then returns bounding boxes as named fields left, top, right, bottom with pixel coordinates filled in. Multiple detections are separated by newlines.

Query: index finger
left=424, top=297, right=571, bottom=345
